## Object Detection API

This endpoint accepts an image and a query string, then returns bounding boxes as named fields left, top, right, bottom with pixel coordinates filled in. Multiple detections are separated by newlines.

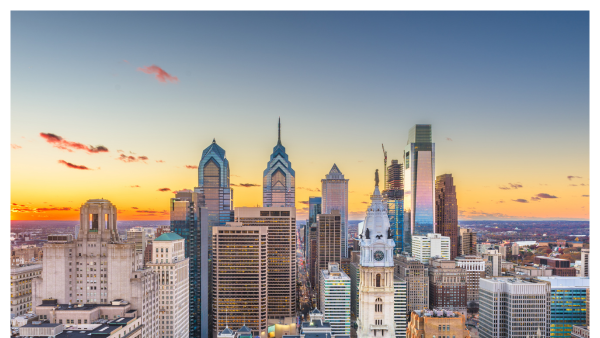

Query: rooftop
left=155, top=232, right=184, bottom=241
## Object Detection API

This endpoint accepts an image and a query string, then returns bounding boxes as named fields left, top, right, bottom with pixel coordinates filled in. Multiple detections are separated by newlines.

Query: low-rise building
left=11, top=263, right=43, bottom=316
left=514, top=265, right=553, bottom=277
left=406, top=309, right=471, bottom=338
left=20, top=316, right=143, bottom=338
left=535, top=256, right=577, bottom=276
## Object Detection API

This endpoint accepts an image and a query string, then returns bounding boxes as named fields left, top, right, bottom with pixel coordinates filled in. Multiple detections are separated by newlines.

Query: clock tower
left=357, top=170, right=396, bottom=338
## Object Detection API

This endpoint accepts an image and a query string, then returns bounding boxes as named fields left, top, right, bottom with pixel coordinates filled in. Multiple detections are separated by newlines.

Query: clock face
left=374, top=250, right=385, bottom=261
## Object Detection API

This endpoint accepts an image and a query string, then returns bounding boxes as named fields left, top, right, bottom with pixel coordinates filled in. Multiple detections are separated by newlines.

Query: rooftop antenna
left=278, top=117, right=281, bottom=145
left=381, top=144, right=387, bottom=190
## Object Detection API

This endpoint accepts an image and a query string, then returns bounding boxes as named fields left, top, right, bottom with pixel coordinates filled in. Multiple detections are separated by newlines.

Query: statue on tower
left=375, top=169, right=379, bottom=187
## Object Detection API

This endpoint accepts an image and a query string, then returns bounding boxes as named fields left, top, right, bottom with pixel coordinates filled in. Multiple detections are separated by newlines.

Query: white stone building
left=319, top=262, right=351, bottom=336
left=411, top=233, right=450, bottom=264
left=11, top=264, right=42, bottom=316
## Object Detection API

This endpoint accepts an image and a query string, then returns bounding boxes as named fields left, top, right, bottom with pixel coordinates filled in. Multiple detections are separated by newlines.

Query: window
left=375, top=298, right=382, bottom=312
left=376, top=274, right=381, bottom=287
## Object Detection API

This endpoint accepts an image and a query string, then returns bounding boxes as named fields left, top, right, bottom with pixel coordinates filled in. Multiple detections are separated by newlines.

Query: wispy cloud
left=58, top=160, right=92, bottom=170
left=157, top=188, right=171, bottom=192
left=130, top=185, right=140, bottom=188
left=499, top=183, right=523, bottom=190
left=137, top=65, right=179, bottom=83
left=185, top=165, right=198, bottom=169
left=536, top=193, right=558, bottom=199
left=299, top=201, right=309, bottom=205
left=231, top=183, right=260, bottom=188
left=117, top=154, right=148, bottom=163
left=531, top=196, right=541, bottom=201
left=567, top=175, right=582, bottom=180
left=40, top=132, right=109, bottom=153
left=131, top=207, right=139, bottom=209
left=446, top=137, right=453, bottom=141
left=298, top=187, right=321, bottom=192
left=512, top=199, right=529, bottom=203
left=11, top=144, right=22, bottom=149
left=156, top=160, right=165, bottom=163
left=582, top=195, right=589, bottom=197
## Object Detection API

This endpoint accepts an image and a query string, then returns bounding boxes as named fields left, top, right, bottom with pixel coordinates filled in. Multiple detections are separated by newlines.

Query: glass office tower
left=435, top=174, right=458, bottom=259
left=384, top=159, right=404, bottom=254
left=538, top=277, right=589, bottom=338
left=322, top=164, right=349, bottom=258
left=305, top=196, right=322, bottom=264
left=263, top=118, right=296, bottom=207
left=403, top=124, right=435, bottom=254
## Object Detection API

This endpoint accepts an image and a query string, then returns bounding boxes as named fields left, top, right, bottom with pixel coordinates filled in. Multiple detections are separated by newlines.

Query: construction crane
left=382, top=144, right=387, bottom=190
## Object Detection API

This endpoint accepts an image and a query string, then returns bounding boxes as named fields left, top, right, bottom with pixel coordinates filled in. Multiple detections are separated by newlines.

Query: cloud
left=567, top=176, right=582, bottom=180
left=156, top=160, right=165, bottom=163
left=582, top=195, right=589, bottom=197
left=536, top=193, right=558, bottom=199
left=581, top=183, right=589, bottom=186
left=117, top=154, right=148, bottom=163
left=137, top=65, right=179, bottom=83
left=40, top=132, right=109, bottom=153
left=58, top=160, right=92, bottom=170
left=11, top=206, right=72, bottom=213
left=130, top=185, right=140, bottom=188
left=446, top=137, right=453, bottom=141
left=297, top=187, right=321, bottom=192
left=231, top=183, right=260, bottom=187
left=299, top=201, right=309, bottom=205
left=11, top=144, right=22, bottom=149
left=497, top=200, right=505, bottom=204
left=131, top=207, right=139, bottom=209
left=117, top=150, right=124, bottom=153
left=36, top=207, right=72, bottom=211
left=123, top=60, right=129, bottom=64
left=530, top=197, right=541, bottom=201
left=157, top=188, right=171, bottom=192
left=361, top=201, right=368, bottom=204
left=12, top=203, right=17, bottom=205
left=569, top=184, right=578, bottom=187
left=499, top=183, right=523, bottom=190
left=185, top=165, right=198, bottom=169
left=512, top=199, right=529, bottom=203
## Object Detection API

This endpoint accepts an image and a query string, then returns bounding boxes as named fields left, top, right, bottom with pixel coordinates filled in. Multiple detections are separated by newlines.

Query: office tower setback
left=319, top=263, right=351, bottom=336
left=170, top=190, right=210, bottom=338
left=384, top=159, right=405, bottom=254
left=580, top=249, right=589, bottom=277
left=316, top=211, right=342, bottom=282
left=537, top=277, right=589, bottom=338
left=322, top=164, right=349, bottom=258
left=212, top=224, right=268, bottom=337
left=412, top=233, right=450, bottom=264
left=148, top=233, right=190, bottom=338
left=435, top=174, right=458, bottom=259
left=393, top=278, right=408, bottom=338
left=394, top=255, right=429, bottom=313
left=407, top=310, right=471, bottom=338
left=11, top=264, right=42, bottom=316
left=459, top=228, right=477, bottom=256
left=455, top=256, right=486, bottom=304
left=357, top=182, right=396, bottom=338
left=428, top=258, right=467, bottom=315
left=263, top=118, right=295, bottom=208
left=32, top=199, right=159, bottom=338
left=234, top=207, right=297, bottom=321
left=479, top=277, right=551, bottom=338
left=403, top=124, right=435, bottom=254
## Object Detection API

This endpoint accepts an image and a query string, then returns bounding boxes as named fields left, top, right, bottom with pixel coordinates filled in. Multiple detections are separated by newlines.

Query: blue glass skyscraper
left=403, top=125, right=435, bottom=254
left=263, top=118, right=295, bottom=207
left=384, top=159, right=404, bottom=254
left=197, top=139, right=234, bottom=228
left=538, top=277, right=589, bottom=338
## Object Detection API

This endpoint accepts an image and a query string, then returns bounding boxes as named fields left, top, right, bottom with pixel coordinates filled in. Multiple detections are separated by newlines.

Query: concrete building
left=537, top=277, right=589, bottom=338
left=234, top=207, right=297, bottom=323
left=580, top=249, right=589, bottom=277
left=512, top=243, right=519, bottom=256
left=322, top=164, right=349, bottom=258
left=316, top=211, right=342, bottom=281
left=212, top=223, right=268, bottom=338
left=412, top=233, right=450, bottom=264
left=479, top=277, right=551, bottom=338
left=34, top=299, right=141, bottom=330
left=435, top=174, right=458, bottom=259
left=393, top=278, right=408, bottom=338
left=428, top=258, right=467, bottom=316
left=535, top=256, right=577, bottom=276
left=319, top=263, right=351, bottom=336
left=459, top=228, right=477, bottom=256
left=394, top=254, right=429, bottom=313
left=20, top=315, right=143, bottom=338
left=455, top=256, right=486, bottom=303
left=406, top=310, right=471, bottom=338
left=571, top=326, right=590, bottom=338
left=11, top=263, right=42, bottom=316
left=148, top=232, right=190, bottom=338
left=12, top=244, right=44, bottom=266
left=483, top=249, right=502, bottom=277
left=32, top=199, right=159, bottom=337
left=514, top=265, right=553, bottom=277
left=498, top=244, right=508, bottom=259
left=126, top=228, right=147, bottom=256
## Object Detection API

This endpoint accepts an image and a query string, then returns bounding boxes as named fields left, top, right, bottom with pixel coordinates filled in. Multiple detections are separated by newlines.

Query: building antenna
left=381, top=144, right=387, bottom=189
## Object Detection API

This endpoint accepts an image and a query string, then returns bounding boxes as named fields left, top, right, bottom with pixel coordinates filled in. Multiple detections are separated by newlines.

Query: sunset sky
left=10, top=11, right=589, bottom=221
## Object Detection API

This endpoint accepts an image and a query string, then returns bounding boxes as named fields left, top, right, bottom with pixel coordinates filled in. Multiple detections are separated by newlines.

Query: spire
left=212, top=138, right=216, bottom=144
left=278, top=117, right=281, bottom=145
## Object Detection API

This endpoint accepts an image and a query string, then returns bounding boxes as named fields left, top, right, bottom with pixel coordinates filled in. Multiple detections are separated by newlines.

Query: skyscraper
left=403, top=124, right=435, bottom=254
left=316, top=211, right=342, bottom=283
left=305, top=196, right=322, bottom=276
left=319, top=262, right=351, bottom=336
left=537, top=277, right=589, bottom=338
left=428, top=258, right=467, bottom=315
left=393, top=277, right=408, bottom=338
left=322, top=164, right=349, bottom=258
left=459, top=228, right=477, bottom=256
left=435, top=174, right=458, bottom=259
left=412, top=233, right=450, bottom=264
left=393, top=255, right=429, bottom=313
left=263, top=118, right=295, bottom=208
left=384, top=159, right=404, bottom=254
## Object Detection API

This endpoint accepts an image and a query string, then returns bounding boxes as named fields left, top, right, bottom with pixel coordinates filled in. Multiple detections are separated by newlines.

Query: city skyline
left=10, top=11, right=589, bottom=221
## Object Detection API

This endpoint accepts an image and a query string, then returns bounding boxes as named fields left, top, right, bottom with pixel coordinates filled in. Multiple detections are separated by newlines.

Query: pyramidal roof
left=325, top=163, right=345, bottom=180
left=219, top=327, right=233, bottom=335
left=237, top=325, right=251, bottom=333
left=201, top=139, right=226, bottom=160
left=155, top=232, right=184, bottom=241
left=329, top=163, right=341, bottom=175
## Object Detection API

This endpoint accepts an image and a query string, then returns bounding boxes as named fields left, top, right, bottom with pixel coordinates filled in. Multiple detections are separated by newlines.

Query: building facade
left=537, top=277, right=589, bottom=338
left=394, top=254, right=429, bottom=313
left=357, top=183, right=396, bottom=338
left=384, top=159, right=405, bottom=255
left=483, top=249, right=502, bottom=277
left=148, top=233, right=190, bottom=338
left=455, top=256, right=486, bottom=304
left=393, top=278, right=408, bottom=338
left=403, top=124, right=435, bottom=254
left=406, top=310, right=471, bottom=338
left=319, top=263, right=351, bottom=336
left=212, top=224, right=268, bottom=337
left=322, top=163, right=349, bottom=258
left=126, top=228, right=147, bottom=256
left=535, top=256, right=577, bottom=276
left=263, top=118, right=295, bottom=208
left=428, top=259, right=467, bottom=315
left=316, top=211, right=342, bottom=282
left=459, top=228, right=477, bottom=256
left=580, top=249, right=589, bottom=277
left=412, top=233, right=450, bottom=264
left=11, top=264, right=42, bottom=316
left=304, top=196, right=322, bottom=267
left=349, top=261, right=361, bottom=317
left=435, top=174, right=458, bottom=259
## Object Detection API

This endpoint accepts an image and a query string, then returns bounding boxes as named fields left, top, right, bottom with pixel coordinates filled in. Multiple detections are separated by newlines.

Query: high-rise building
left=580, top=249, right=589, bottom=277
left=384, top=159, right=405, bottom=255
left=459, top=228, right=477, bottom=256
left=11, top=264, right=42, bottom=316
left=393, top=278, right=408, bottom=338
left=32, top=199, right=159, bottom=338
left=455, top=256, right=486, bottom=304
left=412, top=233, right=450, bottom=264
left=483, top=249, right=502, bottom=277
left=309, top=222, right=318, bottom=290
left=511, top=243, right=520, bottom=256
left=234, top=207, right=297, bottom=321
left=479, top=277, right=551, bottom=338
left=305, top=197, right=322, bottom=267
left=316, top=211, right=342, bottom=282
left=537, top=277, right=589, bottom=338
left=197, top=139, right=234, bottom=229
left=263, top=118, right=295, bottom=208
left=403, top=124, right=435, bottom=254
left=349, top=261, right=360, bottom=317
left=319, top=262, right=351, bottom=336
left=148, top=233, right=190, bottom=338
left=357, top=182, right=396, bottom=338
left=170, top=190, right=211, bottom=337
left=435, top=174, right=458, bottom=259
left=498, top=244, right=508, bottom=259
left=428, top=258, right=467, bottom=315
left=212, top=223, right=268, bottom=337
left=393, top=254, right=429, bottom=313
left=127, top=228, right=147, bottom=256
left=406, top=310, right=471, bottom=338
left=322, top=164, right=349, bottom=258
